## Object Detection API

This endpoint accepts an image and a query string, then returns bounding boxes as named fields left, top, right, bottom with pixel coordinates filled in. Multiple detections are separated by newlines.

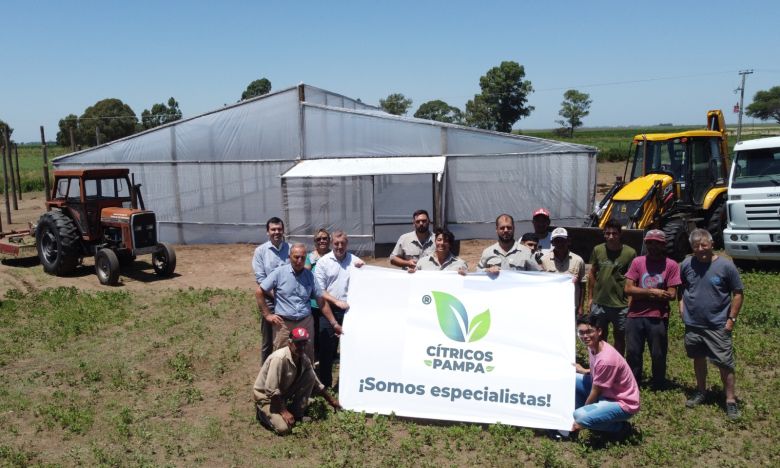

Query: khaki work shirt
left=390, top=231, right=434, bottom=264
left=416, top=253, right=468, bottom=271
left=253, top=346, right=323, bottom=404
left=477, top=242, right=541, bottom=272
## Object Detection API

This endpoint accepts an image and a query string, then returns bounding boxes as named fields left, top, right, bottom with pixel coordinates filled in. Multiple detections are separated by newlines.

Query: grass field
left=0, top=145, right=70, bottom=194
left=1, top=267, right=778, bottom=466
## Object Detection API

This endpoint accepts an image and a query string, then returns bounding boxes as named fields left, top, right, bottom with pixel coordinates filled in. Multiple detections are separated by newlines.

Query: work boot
left=686, top=391, right=706, bottom=408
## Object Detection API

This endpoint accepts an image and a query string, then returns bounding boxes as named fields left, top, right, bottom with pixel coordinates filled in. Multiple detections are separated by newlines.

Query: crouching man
left=572, top=315, right=640, bottom=435
left=253, top=327, right=341, bottom=434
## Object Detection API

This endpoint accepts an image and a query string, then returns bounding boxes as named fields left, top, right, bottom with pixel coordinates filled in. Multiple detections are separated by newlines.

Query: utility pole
left=735, top=69, right=754, bottom=143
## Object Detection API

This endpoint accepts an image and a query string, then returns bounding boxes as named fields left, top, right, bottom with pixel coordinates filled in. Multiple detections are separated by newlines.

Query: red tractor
left=35, top=168, right=176, bottom=285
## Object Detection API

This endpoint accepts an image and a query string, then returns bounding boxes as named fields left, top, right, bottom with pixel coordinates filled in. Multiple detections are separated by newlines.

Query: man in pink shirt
left=624, top=229, right=682, bottom=389
left=573, top=315, right=640, bottom=434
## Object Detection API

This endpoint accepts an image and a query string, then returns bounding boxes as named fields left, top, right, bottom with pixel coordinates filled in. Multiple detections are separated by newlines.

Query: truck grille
left=745, top=202, right=780, bottom=229
left=131, top=213, right=158, bottom=249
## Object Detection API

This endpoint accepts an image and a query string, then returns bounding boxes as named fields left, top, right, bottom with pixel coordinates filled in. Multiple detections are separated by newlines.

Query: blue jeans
left=574, top=374, right=633, bottom=432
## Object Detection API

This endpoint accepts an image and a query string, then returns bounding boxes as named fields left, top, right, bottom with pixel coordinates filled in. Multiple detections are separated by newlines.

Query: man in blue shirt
left=252, top=217, right=290, bottom=363
left=679, top=228, right=744, bottom=420
left=259, top=243, right=339, bottom=361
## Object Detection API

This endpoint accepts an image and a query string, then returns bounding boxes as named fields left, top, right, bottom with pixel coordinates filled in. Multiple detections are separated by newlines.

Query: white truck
left=724, top=136, right=780, bottom=265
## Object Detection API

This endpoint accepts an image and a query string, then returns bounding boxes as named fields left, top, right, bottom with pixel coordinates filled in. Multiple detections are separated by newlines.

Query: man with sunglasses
left=253, top=327, right=341, bottom=435
left=624, top=229, right=681, bottom=389
left=389, top=209, right=435, bottom=269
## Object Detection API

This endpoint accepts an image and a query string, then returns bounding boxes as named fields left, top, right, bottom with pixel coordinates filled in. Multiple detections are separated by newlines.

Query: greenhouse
left=53, top=84, right=598, bottom=255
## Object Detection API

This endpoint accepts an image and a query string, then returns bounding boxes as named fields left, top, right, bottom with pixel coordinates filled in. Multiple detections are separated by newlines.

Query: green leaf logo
left=431, top=291, right=490, bottom=342
left=424, top=360, right=432, bottom=367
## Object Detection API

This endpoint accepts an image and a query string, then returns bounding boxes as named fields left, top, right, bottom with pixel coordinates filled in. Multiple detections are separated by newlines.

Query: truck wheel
left=662, top=220, right=690, bottom=261
left=95, top=249, right=120, bottom=285
left=36, top=211, right=81, bottom=276
left=706, top=199, right=727, bottom=249
left=152, top=243, right=176, bottom=277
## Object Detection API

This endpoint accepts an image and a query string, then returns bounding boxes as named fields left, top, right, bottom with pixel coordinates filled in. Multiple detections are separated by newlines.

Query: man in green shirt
left=586, top=219, right=637, bottom=356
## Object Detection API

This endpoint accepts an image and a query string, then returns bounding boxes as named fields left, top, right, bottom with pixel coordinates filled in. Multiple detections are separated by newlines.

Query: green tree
left=241, top=78, right=272, bottom=100
left=78, top=98, right=138, bottom=146
left=0, top=119, right=12, bottom=140
left=56, top=114, right=80, bottom=147
left=746, top=86, right=780, bottom=124
left=555, top=89, right=592, bottom=137
left=414, top=100, right=463, bottom=124
left=465, top=61, right=534, bottom=132
left=141, top=97, right=183, bottom=130
left=380, top=93, right=413, bottom=115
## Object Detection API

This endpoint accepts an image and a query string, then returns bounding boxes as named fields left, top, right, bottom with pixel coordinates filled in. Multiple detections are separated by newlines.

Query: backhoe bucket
left=561, top=226, right=645, bottom=263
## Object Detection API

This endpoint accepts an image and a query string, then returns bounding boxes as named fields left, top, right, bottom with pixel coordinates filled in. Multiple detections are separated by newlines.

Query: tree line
left=3, top=69, right=779, bottom=150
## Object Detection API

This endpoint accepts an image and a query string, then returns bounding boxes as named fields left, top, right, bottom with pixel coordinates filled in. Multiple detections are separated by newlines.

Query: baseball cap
left=533, top=208, right=551, bottom=219
left=644, top=229, right=665, bottom=243
left=551, top=227, right=568, bottom=240
left=289, top=327, right=310, bottom=342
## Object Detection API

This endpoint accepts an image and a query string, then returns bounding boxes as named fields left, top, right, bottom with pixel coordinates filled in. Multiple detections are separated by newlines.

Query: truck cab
left=724, top=136, right=780, bottom=263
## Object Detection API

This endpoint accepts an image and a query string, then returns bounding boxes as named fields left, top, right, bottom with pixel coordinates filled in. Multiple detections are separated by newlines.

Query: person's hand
left=333, top=323, right=344, bottom=336
left=724, top=319, right=735, bottom=333
left=280, top=408, right=295, bottom=427
left=586, top=298, right=593, bottom=313
left=335, top=300, right=349, bottom=310
left=407, top=265, right=417, bottom=274
left=457, top=267, right=467, bottom=276
left=573, top=363, right=588, bottom=374
left=486, top=266, right=500, bottom=275
left=355, top=261, right=365, bottom=268
left=408, top=258, right=418, bottom=269
left=264, top=314, right=284, bottom=326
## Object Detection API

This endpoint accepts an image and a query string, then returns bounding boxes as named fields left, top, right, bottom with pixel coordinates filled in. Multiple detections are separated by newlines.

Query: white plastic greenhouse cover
left=281, top=157, right=446, bottom=179
left=52, top=83, right=598, bottom=252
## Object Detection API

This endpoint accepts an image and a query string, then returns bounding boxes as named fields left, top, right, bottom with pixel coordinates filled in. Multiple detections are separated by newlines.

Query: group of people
left=250, top=209, right=744, bottom=437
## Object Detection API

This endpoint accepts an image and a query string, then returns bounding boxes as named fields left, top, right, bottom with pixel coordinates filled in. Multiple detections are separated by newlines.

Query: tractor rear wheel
left=662, top=220, right=690, bottom=261
left=152, top=242, right=176, bottom=277
left=706, top=199, right=727, bottom=249
left=36, top=211, right=81, bottom=276
left=95, top=249, right=120, bottom=285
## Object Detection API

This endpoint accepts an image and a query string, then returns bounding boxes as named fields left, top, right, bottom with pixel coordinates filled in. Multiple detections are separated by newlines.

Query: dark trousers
left=625, top=316, right=669, bottom=387
left=316, top=308, right=345, bottom=388
left=261, top=312, right=274, bottom=364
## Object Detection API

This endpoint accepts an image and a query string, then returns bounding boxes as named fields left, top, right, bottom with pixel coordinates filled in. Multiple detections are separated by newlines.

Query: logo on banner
left=423, top=291, right=494, bottom=373
left=431, top=291, right=491, bottom=342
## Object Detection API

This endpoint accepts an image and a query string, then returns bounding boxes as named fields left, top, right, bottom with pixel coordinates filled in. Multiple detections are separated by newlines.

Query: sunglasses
left=315, top=237, right=330, bottom=242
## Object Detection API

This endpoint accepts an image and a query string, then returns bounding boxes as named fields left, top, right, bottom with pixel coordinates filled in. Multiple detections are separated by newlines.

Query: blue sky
left=2, top=0, right=778, bottom=142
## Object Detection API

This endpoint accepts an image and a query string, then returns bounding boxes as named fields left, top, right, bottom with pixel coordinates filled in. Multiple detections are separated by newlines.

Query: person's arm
left=265, top=358, right=295, bottom=426
left=574, top=363, right=590, bottom=374
left=625, top=278, right=672, bottom=300
left=584, top=384, right=604, bottom=406
left=321, top=290, right=349, bottom=311
left=252, top=248, right=265, bottom=284
left=587, top=261, right=598, bottom=312
left=257, top=286, right=283, bottom=325
left=312, top=385, right=342, bottom=411
left=389, top=239, right=416, bottom=268
left=725, top=290, right=744, bottom=332
left=317, top=297, right=343, bottom=336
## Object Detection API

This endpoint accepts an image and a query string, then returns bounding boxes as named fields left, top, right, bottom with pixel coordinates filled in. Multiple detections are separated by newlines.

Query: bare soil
left=0, top=162, right=625, bottom=296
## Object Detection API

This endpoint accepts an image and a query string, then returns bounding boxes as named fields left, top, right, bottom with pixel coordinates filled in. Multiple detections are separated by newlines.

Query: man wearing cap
left=252, top=217, right=290, bottom=363
left=540, top=227, right=586, bottom=314
left=586, top=218, right=637, bottom=356
left=532, top=208, right=553, bottom=251
left=477, top=214, right=541, bottom=274
left=253, top=327, right=341, bottom=435
left=314, top=231, right=364, bottom=388
left=624, top=229, right=681, bottom=389
left=259, top=243, right=340, bottom=362
left=389, top=209, right=435, bottom=269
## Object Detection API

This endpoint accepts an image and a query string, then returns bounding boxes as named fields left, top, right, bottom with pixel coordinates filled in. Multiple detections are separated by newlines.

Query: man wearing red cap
left=532, top=208, right=553, bottom=251
left=624, top=229, right=681, bottom=389
left=253, top=327, right=341, bottom=435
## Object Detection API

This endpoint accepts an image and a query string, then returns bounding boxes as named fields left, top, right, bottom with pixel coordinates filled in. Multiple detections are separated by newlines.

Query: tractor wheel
left=152, top=243, right=176, bottom=277
left=662, top=220, right=690, bottom=261
left=36, top=211, right=81, bottom=276
left=706, top=199, right=727, bottom=249
left=95, top=249, right=120, bottom=286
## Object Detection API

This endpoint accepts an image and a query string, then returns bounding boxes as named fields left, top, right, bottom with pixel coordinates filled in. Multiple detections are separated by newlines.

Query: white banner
left=340, top=266, right=576, bottom=431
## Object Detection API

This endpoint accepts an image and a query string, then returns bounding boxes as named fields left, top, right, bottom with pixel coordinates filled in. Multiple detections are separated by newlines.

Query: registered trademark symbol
left=422, top=295, right=432, bottom=305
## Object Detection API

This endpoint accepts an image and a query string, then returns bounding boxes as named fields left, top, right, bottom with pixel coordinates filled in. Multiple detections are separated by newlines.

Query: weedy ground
left=0, top=265, right=778, bottom=467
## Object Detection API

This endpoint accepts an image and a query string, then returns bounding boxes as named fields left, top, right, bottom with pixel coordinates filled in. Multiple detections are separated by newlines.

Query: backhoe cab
left=568, top=110, right=729, bottom=261
left=35, top=168, right=176, bottom=285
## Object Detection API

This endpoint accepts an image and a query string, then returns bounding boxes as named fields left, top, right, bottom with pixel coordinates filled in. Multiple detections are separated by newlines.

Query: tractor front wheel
left=662, top=220, right=691, bottom=261
left=152, top=243, right=176, bottom=277
left=706, top=199, right=727, bottom=249
left=95, top=249, right=120, bottom=286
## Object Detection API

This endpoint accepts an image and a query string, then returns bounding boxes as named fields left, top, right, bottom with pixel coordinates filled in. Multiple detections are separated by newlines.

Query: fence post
left=69, top=127, right=75, bottom=152
left=5, top=127, right=18, bottom=210
left=14, top=143, right=22, bottom=200
left=40, top=126, right=51, bottom=200
left=1, top=128, right=11, bottom=224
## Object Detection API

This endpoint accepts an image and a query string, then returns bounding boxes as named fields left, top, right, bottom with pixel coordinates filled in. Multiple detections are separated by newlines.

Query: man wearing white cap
left=540, top=227, right=586, bottom=314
